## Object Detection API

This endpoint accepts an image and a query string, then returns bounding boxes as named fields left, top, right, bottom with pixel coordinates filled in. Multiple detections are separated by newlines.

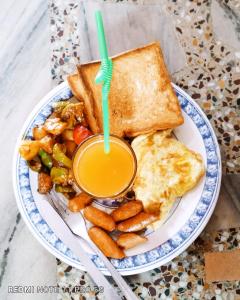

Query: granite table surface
left=0, top=0, right=239, bottom=299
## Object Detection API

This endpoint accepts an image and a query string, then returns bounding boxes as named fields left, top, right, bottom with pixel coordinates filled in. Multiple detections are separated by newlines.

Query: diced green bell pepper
left=52, top=143, right=72, bottom=168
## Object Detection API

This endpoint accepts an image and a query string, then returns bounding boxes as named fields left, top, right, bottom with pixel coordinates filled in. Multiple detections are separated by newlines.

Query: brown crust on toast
left=76, top=65, right=103, bottom=134
left=67, top=73, right=100, bottom=133
left=67, top=74, right=82, bottom=100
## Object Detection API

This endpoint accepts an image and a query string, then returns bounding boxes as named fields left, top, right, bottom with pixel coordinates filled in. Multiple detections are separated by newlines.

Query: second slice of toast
left=68, top=42, right=184, bottom=137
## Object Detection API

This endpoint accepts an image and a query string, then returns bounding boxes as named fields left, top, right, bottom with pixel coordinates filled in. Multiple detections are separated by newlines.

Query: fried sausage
left=68, top=193, right=92, bottom=212
left=84, top=206, right=116, bottom=231
left=88, top=227, right=125, bottom=259
left=116, top=233, right=147, bottom=249
left=117, top=212, right=158, bottom=232
left=111, top=200, right=143, bottom=222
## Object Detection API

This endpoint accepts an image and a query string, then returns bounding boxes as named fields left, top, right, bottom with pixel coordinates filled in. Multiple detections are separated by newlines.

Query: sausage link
left=111, top=200, right=143, bottom=222
left=117, top=212, right=158, bottom=232
left=68, top=193, right=92, bottom=212
left=88, top=227, right=125, bottom=259
left=116, top=233, right=147, bottom=249
left=84, top=206, right=116, bottom=231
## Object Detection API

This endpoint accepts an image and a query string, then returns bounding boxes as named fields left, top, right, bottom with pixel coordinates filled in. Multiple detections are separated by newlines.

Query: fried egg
left=132, top=130, right=205, bottom=227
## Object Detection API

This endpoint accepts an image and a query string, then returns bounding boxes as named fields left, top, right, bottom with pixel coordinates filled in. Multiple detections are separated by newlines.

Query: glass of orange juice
left=72, top=134, right=137, bottom=198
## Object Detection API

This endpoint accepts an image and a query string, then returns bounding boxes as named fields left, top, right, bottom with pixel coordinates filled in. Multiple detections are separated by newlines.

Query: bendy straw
left=95, top=10, right=113, bottom=153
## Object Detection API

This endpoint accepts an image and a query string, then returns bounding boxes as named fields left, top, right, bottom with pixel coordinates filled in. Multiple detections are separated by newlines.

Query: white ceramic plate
left=13, top=81, right=221, bottom=275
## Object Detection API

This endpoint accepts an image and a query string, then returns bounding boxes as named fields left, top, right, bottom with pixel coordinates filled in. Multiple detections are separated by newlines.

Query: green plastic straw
left=95, top=11, right=113, bottom=153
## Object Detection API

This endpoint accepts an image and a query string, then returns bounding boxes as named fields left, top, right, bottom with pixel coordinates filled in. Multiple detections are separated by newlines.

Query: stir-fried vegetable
left=67, top=168, right=74, bottom=185
left=62, top=129, right=74, bottom=141
left=44, top=117, right=67, bottom=135
left=38, top=172, right=53, bottom=194
left=19, top=140, right=40, bottom=160
left=39, top=149, right=53, bottom=169
left=53, top=101, right=70, bottom=114
left=19, top=99, right=89, bottom=196
left=39, top=135, right=54, bottom=153
left=65, top=141, right=77, bottom=158
left=52, top=143, right=72, bottom=168
left=55, top=184, right=75, bottom=193
left=50, top=167, right=69, bottom=185
left=58, top=143, right=67, bottom=153
left=32, top=125, right=48, bottom=140
left=61, top=103, right=84, bottom=127
left=73, top=125, right=92, bottom=145
left=27, top=157, right=42, bottom=172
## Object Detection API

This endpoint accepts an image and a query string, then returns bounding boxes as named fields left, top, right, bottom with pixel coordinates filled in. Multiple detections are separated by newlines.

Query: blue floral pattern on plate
left=14, top=83, right=221, bottom=273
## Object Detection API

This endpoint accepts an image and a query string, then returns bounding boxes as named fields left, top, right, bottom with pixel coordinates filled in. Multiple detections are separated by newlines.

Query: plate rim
left=12, top=81, right=222, bottom=276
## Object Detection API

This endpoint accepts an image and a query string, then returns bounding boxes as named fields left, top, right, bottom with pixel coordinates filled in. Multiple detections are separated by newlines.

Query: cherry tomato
left=73, top=125, right=92, bottom=145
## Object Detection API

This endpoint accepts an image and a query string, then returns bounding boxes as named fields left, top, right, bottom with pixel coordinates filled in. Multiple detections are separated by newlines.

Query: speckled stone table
left=49, top=0, right=240, bottom=299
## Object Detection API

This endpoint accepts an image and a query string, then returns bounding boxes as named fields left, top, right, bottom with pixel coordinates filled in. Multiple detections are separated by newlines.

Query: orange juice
left=72, top=135, right=137, bottom=198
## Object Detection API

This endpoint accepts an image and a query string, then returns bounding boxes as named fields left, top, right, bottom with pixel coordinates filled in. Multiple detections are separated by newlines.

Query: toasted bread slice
left=68, top=42, right=183, bottom=137
left=67, top=73, right=100, bottom=133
